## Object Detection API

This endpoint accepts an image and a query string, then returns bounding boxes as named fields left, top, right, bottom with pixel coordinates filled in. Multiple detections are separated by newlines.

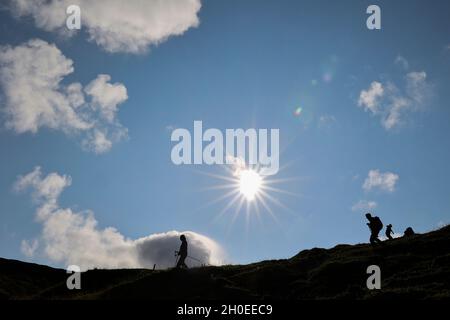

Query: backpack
left=404, top=227, right=415, bottom=236
left=373, top=216, right=383, bottom=231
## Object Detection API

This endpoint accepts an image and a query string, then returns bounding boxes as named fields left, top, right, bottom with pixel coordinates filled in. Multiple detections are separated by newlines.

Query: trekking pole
left=187, top=255, right=203, bottom=264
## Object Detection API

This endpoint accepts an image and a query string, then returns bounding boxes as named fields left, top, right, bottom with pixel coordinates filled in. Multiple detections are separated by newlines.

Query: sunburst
left=194, top=157, right=299, bottom=227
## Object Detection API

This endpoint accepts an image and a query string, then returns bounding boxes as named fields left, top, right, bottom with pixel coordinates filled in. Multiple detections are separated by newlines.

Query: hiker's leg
left=176, top=255, right=185, bottom=268
left=179, top=256, right=187, bottom=268
left=375, top=231, right=381, bottom=243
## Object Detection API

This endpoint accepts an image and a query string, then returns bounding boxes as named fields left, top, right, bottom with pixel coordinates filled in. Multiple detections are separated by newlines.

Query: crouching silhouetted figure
left=365, top=213, right=383, bottom=245
left=176, top=234, right=188, bottom=269
left=386, top=224, right=394, bottom=240
left=403, top=227, right=415, bottom=237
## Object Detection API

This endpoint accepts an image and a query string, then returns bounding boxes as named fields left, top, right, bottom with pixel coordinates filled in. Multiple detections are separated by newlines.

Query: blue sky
left=0, top=0, right=450, bottom=269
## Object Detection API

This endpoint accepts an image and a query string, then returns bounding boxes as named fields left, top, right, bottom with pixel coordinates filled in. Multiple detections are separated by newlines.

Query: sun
left=195, top=157, right=299, bottom=226
left=239, top=169, right=262, bottom=201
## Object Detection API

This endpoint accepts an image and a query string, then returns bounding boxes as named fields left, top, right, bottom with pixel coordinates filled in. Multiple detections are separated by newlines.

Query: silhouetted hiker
left=386, top=224, right=394, bottom=240
left=176, top=234, right=188, bottom=269
left=404, top=227, right=415, bottom=237
left=365, top=213, right=383, bottom=245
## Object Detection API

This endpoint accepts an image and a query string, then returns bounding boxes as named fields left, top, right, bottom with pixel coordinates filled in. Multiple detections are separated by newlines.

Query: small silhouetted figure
left=176, top=234, right=188, bottom=269
left=404, top=227, right=415, bottom=237
left=386, top=224, right=394, bottom=240
left=365, top=213, right=383, bottom=245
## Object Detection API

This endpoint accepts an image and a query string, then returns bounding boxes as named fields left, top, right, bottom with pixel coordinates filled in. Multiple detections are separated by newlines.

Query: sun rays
left=193, top=158, right=300, bottom=228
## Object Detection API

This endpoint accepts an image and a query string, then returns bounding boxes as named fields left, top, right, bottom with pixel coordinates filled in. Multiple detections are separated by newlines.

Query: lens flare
left=293, top=107, right=303, bottom=117
left=322, top=72, right=333, bottom=83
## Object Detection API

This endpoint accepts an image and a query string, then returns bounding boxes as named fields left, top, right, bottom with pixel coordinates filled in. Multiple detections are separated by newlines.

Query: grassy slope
left=1, top=225, right=449, bottom=300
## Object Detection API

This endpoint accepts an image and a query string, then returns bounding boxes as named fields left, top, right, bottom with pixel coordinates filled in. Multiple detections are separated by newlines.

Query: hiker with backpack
left=403, top=227, right=416, bottom=237
left=386, top=224, right=394, bottom=240
left=365, top=213, right=383, bottom=245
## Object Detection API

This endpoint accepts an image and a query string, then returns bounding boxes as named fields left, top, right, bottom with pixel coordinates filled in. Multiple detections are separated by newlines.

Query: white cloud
left=363, top=169, right=399, bottom=193
left=0, top=39, right=128, bottom=153
left=358, top=81, right=384, bottom=114
left=14, top=166, right=72, bottom=220
left=9, top=0, right=202, bottom=54
left=84, top=75, right=128, bottom=123
left=351, top=200, right=377, bottom=212
left=395, top=55, right=409, bottom=70
left=357, top=64, right=433, bottom=130
left=135, top=231, right=224, bottom=269
left=82, top=129, right=114, bottom=154
left=0, top=39, right=89, bottom=134
left=318, top=114, right=337, bottom=129
left=16, top=168, right=71, bottom=201
left=382, top=95, right=409, bottom=130
left=21, top=239, right=39, bottom=257
left=405, top=71, right=431, bottom=106
left=15, top=167, right=226, bottom=270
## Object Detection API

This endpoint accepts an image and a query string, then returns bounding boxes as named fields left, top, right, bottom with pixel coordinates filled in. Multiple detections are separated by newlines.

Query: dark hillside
left=1, top=226, right=449, bottom=300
